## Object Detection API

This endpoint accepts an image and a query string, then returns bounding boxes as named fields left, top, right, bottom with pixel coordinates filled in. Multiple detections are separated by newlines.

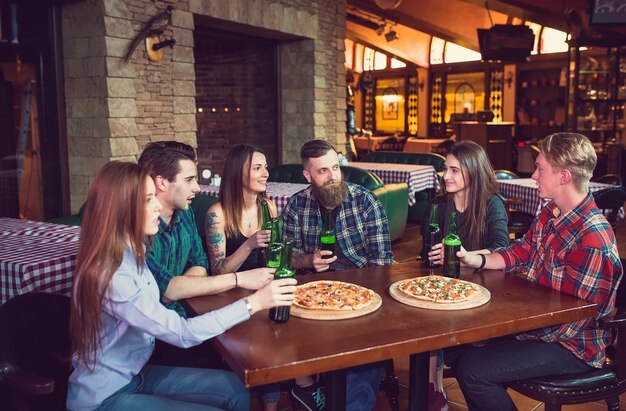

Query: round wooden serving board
left=389, top=278, right=490, bottom=310
left=291, top=291, right=382, bottom=320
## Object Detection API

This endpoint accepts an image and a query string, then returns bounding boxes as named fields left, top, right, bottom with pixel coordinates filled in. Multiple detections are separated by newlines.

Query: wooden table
left=353, top=135, right=392, bottom=152
left=403, top=138, right=449, bottom=153
left=187, top=261, right=597, bottom=411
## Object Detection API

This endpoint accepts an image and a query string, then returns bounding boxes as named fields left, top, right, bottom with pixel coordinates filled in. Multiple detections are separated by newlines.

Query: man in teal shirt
left=138, top=141, right=273, bottom=317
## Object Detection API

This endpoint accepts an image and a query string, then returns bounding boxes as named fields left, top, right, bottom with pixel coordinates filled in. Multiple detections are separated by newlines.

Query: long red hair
left=70, top=161, right=149, bottom=370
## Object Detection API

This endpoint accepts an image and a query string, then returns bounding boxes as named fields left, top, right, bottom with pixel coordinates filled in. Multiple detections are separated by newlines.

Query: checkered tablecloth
left=498, top=179, right=617, bottom=215
left=348, top=162, right=440, bottom=206
left=0, top=218, right=80, bottom=305
left=199, top=182, right=309, bottom=214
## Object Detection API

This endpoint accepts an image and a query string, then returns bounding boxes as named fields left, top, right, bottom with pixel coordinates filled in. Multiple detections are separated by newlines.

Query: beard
left=311, top=176, right=348, bottom=209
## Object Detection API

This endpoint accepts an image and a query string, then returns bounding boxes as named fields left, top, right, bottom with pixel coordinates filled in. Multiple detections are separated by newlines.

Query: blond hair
left=538, top=133, right=597, bottom=193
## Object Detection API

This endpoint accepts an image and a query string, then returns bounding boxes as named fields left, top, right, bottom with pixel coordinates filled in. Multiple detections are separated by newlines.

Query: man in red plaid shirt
left=447, top=132, right=623, bottom=411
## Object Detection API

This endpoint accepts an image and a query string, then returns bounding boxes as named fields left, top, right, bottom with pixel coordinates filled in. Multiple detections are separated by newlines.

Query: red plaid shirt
left=497, top=193, right=623, bottom=368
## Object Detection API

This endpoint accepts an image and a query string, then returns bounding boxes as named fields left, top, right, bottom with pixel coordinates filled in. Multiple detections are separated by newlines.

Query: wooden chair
left=592, top=186, right=626, bottom=233
left=595, top=174, right=623, bottom=187
left=508, top=261, right=626, bottom=411
left=0, top=293, right=72, bottom=411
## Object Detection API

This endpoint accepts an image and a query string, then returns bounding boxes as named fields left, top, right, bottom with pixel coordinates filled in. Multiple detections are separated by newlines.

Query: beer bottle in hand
left=424, top=204, right=441, bottom=268
left=269, top=240, right=295, bottom=323
left=266, top=218, right=282, bottom=268
left=319, top=208, right=336, bottom=259
left=260, top=199, right=272, bottom=230
left=443, top=210, right=461, bottom=279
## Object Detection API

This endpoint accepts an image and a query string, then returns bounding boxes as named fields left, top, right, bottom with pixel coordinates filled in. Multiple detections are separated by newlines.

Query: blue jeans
left=346, top=362, right=385, bottom=411
left=444, top=338, right=591, bottom=411
left=98, top=365, right=249, bottom=411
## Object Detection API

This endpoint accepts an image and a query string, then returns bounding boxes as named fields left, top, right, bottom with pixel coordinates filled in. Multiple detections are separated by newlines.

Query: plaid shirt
left=147, top=208, right=208, bottom=317
left=497, top=193, right=623, bottom=368
left=282, top=182, right=393, bottom=269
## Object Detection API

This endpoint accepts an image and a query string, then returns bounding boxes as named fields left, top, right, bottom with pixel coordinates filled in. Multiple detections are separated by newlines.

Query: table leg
left=326, top=368, right=346, bottom=411
left=408, top=352, right=429, bottom=411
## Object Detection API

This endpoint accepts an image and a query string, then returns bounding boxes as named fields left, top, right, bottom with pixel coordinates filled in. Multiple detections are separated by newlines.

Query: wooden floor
left=256, top=216, right=626, bottom=411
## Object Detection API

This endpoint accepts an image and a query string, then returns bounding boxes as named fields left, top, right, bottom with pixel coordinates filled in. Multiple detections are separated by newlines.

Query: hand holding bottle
left=247, top=278, right=297, bottom=314
left=245, top=229, right=271, bottom=249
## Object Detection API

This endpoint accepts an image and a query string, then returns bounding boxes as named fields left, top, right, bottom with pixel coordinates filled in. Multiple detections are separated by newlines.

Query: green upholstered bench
left=268, top=164, right=408, bottom=241
left=362, top=151, right=445, bottom=223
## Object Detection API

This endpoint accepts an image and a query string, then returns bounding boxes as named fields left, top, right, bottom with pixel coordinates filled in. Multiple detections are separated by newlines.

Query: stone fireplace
left=62, top=0, right=347, bottom=211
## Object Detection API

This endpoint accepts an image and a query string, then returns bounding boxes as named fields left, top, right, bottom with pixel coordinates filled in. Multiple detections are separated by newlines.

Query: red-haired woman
left=67, top=161, right=296, bottom=411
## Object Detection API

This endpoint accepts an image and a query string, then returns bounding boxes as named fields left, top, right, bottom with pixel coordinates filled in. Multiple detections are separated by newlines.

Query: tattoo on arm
left=206, top=211, right=227, bottom=273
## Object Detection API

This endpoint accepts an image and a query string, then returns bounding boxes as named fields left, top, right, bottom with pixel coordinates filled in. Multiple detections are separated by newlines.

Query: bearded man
left=282, top=139, right=393, bottom=273
left=281, top=139, right=393, bottom=411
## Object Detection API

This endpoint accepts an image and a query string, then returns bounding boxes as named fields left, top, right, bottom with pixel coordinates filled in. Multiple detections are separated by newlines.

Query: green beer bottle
left=443, top=210, right=461, bottom=279
left=269, top=240, right=295, bottom=323
left=260, top=199, right=272, bottom=230
left=266, top=218, right=282, bottom=268
left=319, top=208, right=336, bottom=259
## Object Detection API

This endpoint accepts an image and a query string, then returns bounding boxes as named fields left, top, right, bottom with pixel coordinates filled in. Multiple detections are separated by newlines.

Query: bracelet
left=234, top=272, right=238, bottom=287
left=478, top=254, right=486, bottom=270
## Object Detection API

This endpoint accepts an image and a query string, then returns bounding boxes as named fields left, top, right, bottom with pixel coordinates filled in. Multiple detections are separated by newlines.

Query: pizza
left=294, top=280, right=376, bottom=311
left=398, top=275, right=480, bottom=304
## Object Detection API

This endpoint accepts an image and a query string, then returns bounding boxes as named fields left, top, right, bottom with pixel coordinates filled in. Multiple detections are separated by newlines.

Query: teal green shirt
left=147, top=208, right=208, bottom=317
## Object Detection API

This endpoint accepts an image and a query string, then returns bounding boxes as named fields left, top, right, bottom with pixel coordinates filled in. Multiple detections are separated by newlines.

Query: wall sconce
left=504, top=71, right=514, bottom=88
left=375, top=21, right=386, bottom=35
left=418, top=79, right=425, bottom=91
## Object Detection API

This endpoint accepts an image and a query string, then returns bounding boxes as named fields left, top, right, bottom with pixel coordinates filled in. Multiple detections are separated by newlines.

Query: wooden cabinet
left=566, top=44, right=626, bottom=148
left=516, top=66, right=566, bottom=141
left=454, top=122, right=515, bottom=170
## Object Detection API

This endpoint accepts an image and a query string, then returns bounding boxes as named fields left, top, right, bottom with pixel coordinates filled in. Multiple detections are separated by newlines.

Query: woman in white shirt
left=67, top=161, right=296, bottom=411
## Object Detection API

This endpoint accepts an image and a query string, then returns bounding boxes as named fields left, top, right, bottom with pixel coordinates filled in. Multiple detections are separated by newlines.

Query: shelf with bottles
left=516, top=66, right=566, bottom=134
left=567, top=44, right=626, bottom=149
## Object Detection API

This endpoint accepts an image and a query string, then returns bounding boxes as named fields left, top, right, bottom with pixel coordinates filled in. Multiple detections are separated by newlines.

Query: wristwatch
left=243, top=297, right=254, bottom=316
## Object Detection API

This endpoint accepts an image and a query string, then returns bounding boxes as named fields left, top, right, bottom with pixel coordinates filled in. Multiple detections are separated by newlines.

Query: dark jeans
left=444, top=337, right=592, bottom=411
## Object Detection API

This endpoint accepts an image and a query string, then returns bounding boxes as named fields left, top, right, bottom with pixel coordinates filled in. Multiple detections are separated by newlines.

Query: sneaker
left=428, top=383, right=449, bottom=411
left=291, top=382, right=327, bottom=411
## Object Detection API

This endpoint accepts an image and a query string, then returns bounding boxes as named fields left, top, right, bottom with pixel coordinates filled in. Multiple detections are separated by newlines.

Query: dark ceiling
left=346, top=0, right=625, bottom=61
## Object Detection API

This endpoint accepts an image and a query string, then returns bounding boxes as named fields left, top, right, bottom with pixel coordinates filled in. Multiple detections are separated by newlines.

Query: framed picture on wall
left=382, top=87, right=399, bottom=120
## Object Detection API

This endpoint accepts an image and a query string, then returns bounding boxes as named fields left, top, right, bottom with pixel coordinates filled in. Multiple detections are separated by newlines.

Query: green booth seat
left=362, top=151, right=445, bottom=224
left=268, top=163, right=408, bottom=241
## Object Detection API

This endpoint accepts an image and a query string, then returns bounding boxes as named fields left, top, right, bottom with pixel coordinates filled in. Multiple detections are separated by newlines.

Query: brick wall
left=194, top=32, right=278, bottom=174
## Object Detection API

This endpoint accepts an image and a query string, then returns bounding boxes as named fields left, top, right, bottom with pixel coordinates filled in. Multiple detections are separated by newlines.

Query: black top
left=226, top=230, right=263, bottom=271
left=419, top=194, right=509, bottom=260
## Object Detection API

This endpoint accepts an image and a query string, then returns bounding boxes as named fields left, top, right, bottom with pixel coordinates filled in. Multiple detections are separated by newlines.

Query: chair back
left=608, top=260, right=626, bottom=380
left=0, top=293, right=72, bottom=410
left=592, top=186, right=626, bottom=231
left=268, top=164, right=308, bottom=184
left=494, top=170, right=520, bottom=180
left=595, top=174, right=623, bottom=186
left=340, top=165, right=383, bottom=190
left=362, top=151, right=446, bottom=172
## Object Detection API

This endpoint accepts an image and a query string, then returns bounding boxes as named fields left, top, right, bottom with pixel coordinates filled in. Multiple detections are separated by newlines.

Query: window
left=430, top=37, right=445, bottom=65
left=540, top=27, right=568, bottom=54
left=444, top=43, right=481, bottom=63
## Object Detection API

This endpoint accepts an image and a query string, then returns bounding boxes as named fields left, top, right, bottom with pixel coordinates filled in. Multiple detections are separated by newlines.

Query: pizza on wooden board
left=398, top=275, right=480, bottom=304
left=294, top=280, right=376, bottom=311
